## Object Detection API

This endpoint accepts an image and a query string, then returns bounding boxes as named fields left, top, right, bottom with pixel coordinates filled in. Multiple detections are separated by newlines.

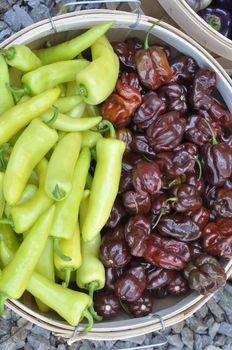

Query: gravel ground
left=1, top=1, right=232, bottom=349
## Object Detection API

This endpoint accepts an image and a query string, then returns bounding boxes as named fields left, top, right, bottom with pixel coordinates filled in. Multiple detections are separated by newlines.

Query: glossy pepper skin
left=214, top=188, right=232, bottom=218
left=21, top=60, right=89, bottom=96
left=0, top=88, right=60, bottom=146
left=76, top=35, right=119, bottom=105
left=184, top=253, right=226, bottom=295
left=50, top=147, right=91, bottom=242
left=167, top=272, right=189, bottom=296
left=157, top=215, right=202, bottom=242
left=34, top=21, right=114, bottom=65
left=0, top=53, right=14, bottom=113
left=158, top=83, right=188, bottom=117
left=116, top=128, right=133, bottom=152
left=99, top=226, right=131, bottom=268
left=94, top=292, right=120, bottom=319
left=190, top=68, right=216, bottom=109
left=35, top=237, right=55, bottom=313
left=202, top=218, right=232, bottom=259
left=45, top=132, right=82, bottom=201
left=124, top=215, right=151, bottom=257
left=3, top=45, right=42, bottom=72
left=170, top=55, right=198, bottom=84
left=3, top=119, right=58, bottom=206
left=0, top=205, right=55, bottom=306
left=101, top=76, right=142, bottom=128
left=54, top=223, right=82, bottom=288
left=147, top=111, right=186, bottom=152
left=201, top=142, right=232, bottom=186
left=143, top=234, right=191, bottom=270
left=156, top=144, right=197, bottom=178
left=133, top=92, right=166, bottom=129
left=124, top=290, right=153, bottom=317
left=132, top=160, right=162, bottom=196
left=146, top=267, right=174, bottom=290
left=198, top=7, right=232, bottom=38
left=115, top=266, right=146, bottom=302
left=123, top=191, right=151, bottom=215
left=111, top=37, right=143, bottom=71
left=0, top=225, right=19, bottom=268
left=189, top=206, right=210, bottom=230
left=27, top=272, right=92, bottom=328
left=105, top=197, right=125, bottom=229
left=171, top=184, right=202, bottom=212
left=82, top=138, right=125, bottom=242
left=10, top=158, right=53, bottom=233
left=135, top=46, right=173, bottom=90
left=131, top=134, right=156, bottom=157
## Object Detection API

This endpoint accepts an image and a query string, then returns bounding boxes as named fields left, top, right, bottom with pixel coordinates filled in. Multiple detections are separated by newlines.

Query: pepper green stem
left=88, top=282, right=103, bottom=321
left=166, top=197, right=178, bottom=203
left=79, top=84, right=88, bottom=98
left=143, top=155, right=152, bottom=163
left=0, top=217, right=14, bottom=227
left=207, top=15, right=221, bottom=31
left=0, top=293, right=7, bottom=317
left=52, top=184, right=66, bottom=201
left=203, top=118, right=218, bottom=145
left=62, top=268, right=72, bottom=288
left=98, top=120, right=116, bottom=139
left=6, top=84, right=28, bottom=98
left=90, top=147, right=97, bottom=161
left=53, top=238, right=72, bottom=262
left=79, top=310, right=94, bottom=336
left=195, top=157, right=202, bottom=181
left=144, top=20, right=162, bottom=50
left=4, top=47, right=16, bottom=61
left=45, top=106, right=59, bottom=128
left=152, top=207, right=166, bottom=229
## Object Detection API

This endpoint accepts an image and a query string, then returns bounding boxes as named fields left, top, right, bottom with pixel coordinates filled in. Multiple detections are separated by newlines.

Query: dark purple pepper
left=198, top=7, right=232, bottom=37
left=94, top=292, right=120, bottom=319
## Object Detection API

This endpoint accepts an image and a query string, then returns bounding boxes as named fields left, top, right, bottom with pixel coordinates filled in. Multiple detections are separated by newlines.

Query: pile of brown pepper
left=93, top=37, right=232, bottom=320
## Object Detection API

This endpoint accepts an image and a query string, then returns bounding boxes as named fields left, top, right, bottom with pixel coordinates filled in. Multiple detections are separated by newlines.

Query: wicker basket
left=1, top=9, right=232, bottom=345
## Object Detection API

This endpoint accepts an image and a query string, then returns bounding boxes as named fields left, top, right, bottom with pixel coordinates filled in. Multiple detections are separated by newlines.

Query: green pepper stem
left=143, top=155, right=152, bottom=163
left=0, top=293, right=7, bottom=317
left=0, top=217, right=14, bottom=227
left=166, top=197, right=178, bottom=203
left=4, top=47, right=16, bottom=61
left=98, top=120, right=116, bottom=139
left=207, top=15, right=221, bottom=31
left=203, top=118, right=218, bottom=145
left=53, top=238, right=72, bottom=262
left=6, top=84, right=27, bottom=98
left=45, top=106, right=59, bottom=128
left=88, top=282, right=103, bottom=321
left=152, top=207, right=166, bottom=229
left=144, top=20, right=162, bottom=50
left=90, top=147, right=97, bottom=161
left=79, top=84, right=88, bottom=98
left=62, top=268, right=72, bottom=288
left=79, top=310, right=94, bottom=336
left=52, top=184, right=66, bottom=201
left=195, top=157, right=202, bottom=181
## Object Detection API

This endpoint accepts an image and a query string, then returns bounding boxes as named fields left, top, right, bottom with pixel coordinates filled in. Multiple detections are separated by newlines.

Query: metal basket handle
left=47, top=0, right=142, bottom=32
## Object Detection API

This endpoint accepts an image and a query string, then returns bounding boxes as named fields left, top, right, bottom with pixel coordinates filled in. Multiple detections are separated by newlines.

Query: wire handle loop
left=47, top=0, right=142, bottom=32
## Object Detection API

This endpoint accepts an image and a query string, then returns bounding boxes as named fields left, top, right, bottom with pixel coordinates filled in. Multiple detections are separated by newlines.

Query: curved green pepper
left=0, top=54, right=14, bottom=113
left=45, top=132, right=82, bottom=201
left=3, top=119, right=58, bottom=206
left=0, top=205, right=55, bottom=309
left=77, top=193, right=105, bottom=320
left=76, top=35, right=119, bottom=105
left=2, top=45, right=42, bottom=72
left=67, top=102, right=86, bottom=118
left=50, top=147, right=90, bottom=259
left=0, top=88, right=60, bottom=146
left=16, top=60, right=89, bottom=96
left=33, top=21, right=114, bottom=65
left=54, top=223, right=82, bottom=288
left=41, top=109, right=102, bottom=131
left=82, top=135, right=125, bottom=241
left=81, top=130, right=103, bottom=148
left=54, top=95, right=83, bottom=114
left=35, top=237, right=54, bottom=313
left=0, top=225, right=19, bottom=268
left=9, top=158, right=53, bottom=233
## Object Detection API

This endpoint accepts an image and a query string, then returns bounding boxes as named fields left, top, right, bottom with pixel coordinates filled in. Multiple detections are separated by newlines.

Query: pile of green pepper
left=0, top=21, right=126, bottom=334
